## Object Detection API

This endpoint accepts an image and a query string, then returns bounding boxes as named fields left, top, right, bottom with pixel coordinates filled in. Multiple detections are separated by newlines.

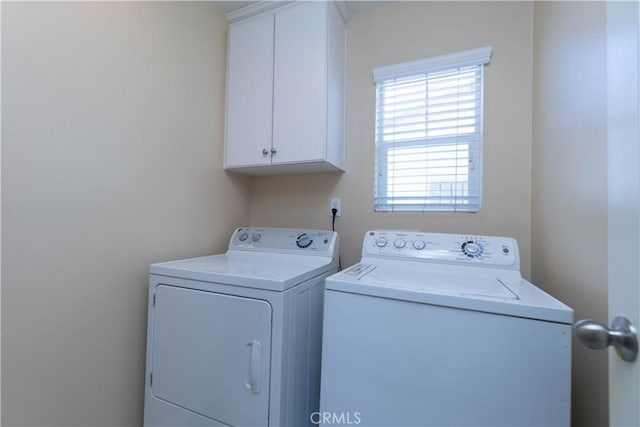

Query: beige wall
left=531, top=2, right=608, bottom=426
left=1, top=2, right=250, bottom=426
left=250, top=1, right=535, bottom=277
left=0, top=1, right=610, bottom=426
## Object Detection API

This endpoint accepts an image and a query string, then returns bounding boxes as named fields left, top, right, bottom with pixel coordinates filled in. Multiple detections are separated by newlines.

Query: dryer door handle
left=247, top=341, right=262, bottom=394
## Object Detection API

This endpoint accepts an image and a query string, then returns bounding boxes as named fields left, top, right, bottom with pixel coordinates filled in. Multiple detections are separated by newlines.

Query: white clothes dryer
left=319, top=230, right=572, bottom=427
left=143, top=227, right=339, bottom=427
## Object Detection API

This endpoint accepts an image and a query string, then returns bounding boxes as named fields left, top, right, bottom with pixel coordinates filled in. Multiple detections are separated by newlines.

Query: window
left=373, top=47, right=492, bottom=212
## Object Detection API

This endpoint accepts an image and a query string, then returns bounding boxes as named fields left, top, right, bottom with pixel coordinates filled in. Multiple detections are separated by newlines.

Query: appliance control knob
left=251, top=233, right=262, bottom=242
left=413, top=240, right=426, bottom=250
left=238, top=231, right=249, bottom=242
left=375, top=237, right=388, bottom=248
left=296, top=233, right=313, bottom=249
left=464, top=242, right=482, bottom=255
left=394, top=238, right=406, bottom=249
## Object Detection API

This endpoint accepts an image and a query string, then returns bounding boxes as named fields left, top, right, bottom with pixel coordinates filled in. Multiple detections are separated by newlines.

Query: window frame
left=372, top=47, right=492, bottom=213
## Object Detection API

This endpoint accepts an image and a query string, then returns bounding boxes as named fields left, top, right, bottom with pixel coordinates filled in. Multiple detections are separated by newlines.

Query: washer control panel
left=363, top=230, right=519, bottom=269
left=230, top=227, right=338, bottom=256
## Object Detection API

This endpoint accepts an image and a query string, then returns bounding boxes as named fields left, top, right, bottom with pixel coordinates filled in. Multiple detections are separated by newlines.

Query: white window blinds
left=373, top=47, right=492, bottom=212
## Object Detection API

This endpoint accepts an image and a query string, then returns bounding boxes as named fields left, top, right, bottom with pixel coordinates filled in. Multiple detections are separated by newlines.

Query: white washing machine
left=143, top=227, right=339, bottom=427
left=320, top=230, right=573, bottom=427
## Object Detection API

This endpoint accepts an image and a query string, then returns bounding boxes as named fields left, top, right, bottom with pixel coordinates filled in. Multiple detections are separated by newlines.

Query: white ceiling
left=213, top=1, right=391, bottom=17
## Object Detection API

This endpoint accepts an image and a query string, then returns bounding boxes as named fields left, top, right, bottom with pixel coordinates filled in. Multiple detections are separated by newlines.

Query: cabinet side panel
left=272, top=2, right=327, bottom=164
left=226, top=16, right=274, bottom=168
left=285, top=278, right=326, bottom=427
left=326, top=2, right=346, bottom=169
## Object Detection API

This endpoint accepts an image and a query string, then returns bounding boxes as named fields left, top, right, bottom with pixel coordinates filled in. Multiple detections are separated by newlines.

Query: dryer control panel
left=229, top=227, right=338, bottom=257
left=362, top=230, right=519, bottom=270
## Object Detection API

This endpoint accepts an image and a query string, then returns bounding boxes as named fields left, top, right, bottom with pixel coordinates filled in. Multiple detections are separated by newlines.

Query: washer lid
left=326, top=260, right=573, bottom=324
left=359, top=265, right=519, bottom=300
left=150, top=251, right=336, bottom=291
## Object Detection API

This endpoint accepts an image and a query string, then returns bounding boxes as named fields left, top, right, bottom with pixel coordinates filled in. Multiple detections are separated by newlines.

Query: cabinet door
left=150, top=285, right=272, bottom=426
left=225, top=15, right=274, bottom=168
left=272, top=2, right=327, bottom=164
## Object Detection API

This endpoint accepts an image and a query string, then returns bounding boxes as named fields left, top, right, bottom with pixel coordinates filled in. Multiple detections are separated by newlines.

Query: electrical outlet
left=330, top=198, right=342, bottom=217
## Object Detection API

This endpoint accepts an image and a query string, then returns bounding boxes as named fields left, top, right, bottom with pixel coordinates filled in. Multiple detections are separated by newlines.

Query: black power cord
left=331, top=207, right=342, bottom=270
left=331, top=208, right=338, bottom=231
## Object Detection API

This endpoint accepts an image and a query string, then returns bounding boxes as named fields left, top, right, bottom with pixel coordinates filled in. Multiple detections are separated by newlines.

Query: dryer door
left=150, top=284, right=272, bottom=426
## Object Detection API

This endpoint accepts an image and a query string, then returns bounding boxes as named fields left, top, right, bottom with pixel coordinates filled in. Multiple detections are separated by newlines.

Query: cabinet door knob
left=271, top=148, right=277, bottom=155
left=262, top=149, right=269, bottom=155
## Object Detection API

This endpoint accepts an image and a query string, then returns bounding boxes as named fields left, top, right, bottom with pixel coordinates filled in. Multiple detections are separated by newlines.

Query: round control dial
left=461, top=240, right=484, bottom=258
left=238, top=231, right=249, bottom=242
left=251, top=233, right=262, bottom=243
left=375, top=237, right=388, bottom=248
left=394, top=238, right=406, bottom=249
left=412, top=240, right=426, bottom=250
left=296, top=233, right=313, bottom=249
left=465, top=242, right=481, bottom=254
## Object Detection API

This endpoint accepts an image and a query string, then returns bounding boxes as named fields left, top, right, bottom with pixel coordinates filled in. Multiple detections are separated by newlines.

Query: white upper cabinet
left=224, top=1, right=347, bottom=175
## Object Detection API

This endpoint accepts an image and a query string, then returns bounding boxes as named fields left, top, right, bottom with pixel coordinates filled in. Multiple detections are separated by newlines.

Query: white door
left=607, top=1, right=640, bottom=425
left=151, top=285, right=272, bottom=426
